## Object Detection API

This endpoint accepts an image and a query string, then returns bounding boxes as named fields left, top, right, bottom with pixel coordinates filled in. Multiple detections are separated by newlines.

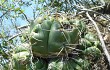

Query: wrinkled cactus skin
left=48, top=58, right=90, bottom=70
left=30, top=17, right=84, bottom=58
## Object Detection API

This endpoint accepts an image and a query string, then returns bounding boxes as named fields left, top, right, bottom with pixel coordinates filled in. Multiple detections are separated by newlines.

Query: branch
left=81, top=8, right=110, bottom=22
left=7, top=32, right=22, bottom=41
left=73, top=4, right=110, bottom=22
left=22, top=12, right=30, bottom=23
left=17, top=24, right=29, bottom=29
left=86, top=12, right=110, bottom=66
left=0, top=11, right=8, bottom=18
left=0, top=9, right=12, bottom=18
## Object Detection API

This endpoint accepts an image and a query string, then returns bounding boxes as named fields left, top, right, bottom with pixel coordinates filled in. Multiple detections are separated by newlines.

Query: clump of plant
left=10, top=14, right=102, bottom=70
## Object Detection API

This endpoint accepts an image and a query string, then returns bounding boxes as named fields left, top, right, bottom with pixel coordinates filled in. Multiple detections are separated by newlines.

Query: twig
left=73, top=4, right=110, bottom=22
left=0, top=8, right=13, bottom=19
left=22, top=12, right=30, bottom=23
left=81, top=8, right=110, bottom=22
left=0, top=10, right=9, bottom=18
left=7, top=32, right=22, bottom=41
left=86, top=12, right=110, bottom=66
left=17, top=24, right=29, bottom=29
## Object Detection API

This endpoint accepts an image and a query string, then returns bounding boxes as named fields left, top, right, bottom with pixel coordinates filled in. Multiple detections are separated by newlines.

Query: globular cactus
left=29, top=16, right=85, bottom=58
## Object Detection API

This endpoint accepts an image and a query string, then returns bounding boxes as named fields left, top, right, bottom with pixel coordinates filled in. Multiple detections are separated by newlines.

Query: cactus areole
left=30, top=16, right=85, bottom=58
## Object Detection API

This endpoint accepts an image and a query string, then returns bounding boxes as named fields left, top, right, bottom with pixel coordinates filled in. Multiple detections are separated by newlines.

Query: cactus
left=11, top=43, right=30, bottom=70
left=30, top=16, right=85, bottom=58
left=48, top=58, right=90, bottom=70
left=11, top=16, right=102, bottom=70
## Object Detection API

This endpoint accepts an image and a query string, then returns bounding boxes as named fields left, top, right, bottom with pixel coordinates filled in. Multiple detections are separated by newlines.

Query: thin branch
left=86, top=12, right=110, bottom=66
left=0, top=9, right=11, bottom=18
left=0, top=6, right=30, bottom=25
left=73, top=4, right=110, bottom=22
left=22, top=12, right=30, bottom=23
left=17, top=24, right=29, bottom=29
left=7, top=32, right=22, bottom=41
left=81, top=8, right=110, bottom=22
left=50, top=0, right=56, bottom=7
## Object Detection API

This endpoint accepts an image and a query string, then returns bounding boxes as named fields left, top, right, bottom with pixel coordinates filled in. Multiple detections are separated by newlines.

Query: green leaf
left=11, top=4, right=15, bottom=9
left=9, top=39, right=13, bottom=44
left=19, top=9, right=24, bottom=14
left=39, top=0, right=45, bottom=3
left=1, top=0, right=5, bottom=3
left=15, top=7, right=20, bottom=12
left=2, top=41, right=8, bottom=46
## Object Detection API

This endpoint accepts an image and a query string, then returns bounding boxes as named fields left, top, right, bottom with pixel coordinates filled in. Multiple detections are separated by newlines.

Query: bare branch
left=22, top=12, right=30, bottom=23
left=81, top=8, right=110, bottom=22
left=73, top=4, right=110, bottom=22
left=7, top=32, right=22, bottom=41
left=0, top=9, right=12, bottom=18
left=17, top=24, right=29, bottom=29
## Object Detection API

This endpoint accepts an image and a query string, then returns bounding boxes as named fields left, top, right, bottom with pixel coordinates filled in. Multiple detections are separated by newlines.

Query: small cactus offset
left=11, top=43, right=30, bottom=70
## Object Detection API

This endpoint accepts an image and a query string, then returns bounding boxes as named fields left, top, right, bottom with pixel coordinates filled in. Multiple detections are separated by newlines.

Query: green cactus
left=12, top=43, right=30, bottom=70
left=84, top=46, right=101, bottom=60
left=48, top=58, right=90, bottom=70
left=27, top=58, right=48, bottom=70
left=30, top=16, right=85, bottom=58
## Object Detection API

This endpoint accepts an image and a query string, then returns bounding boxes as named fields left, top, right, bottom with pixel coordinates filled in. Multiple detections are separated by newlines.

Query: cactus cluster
left=11, top=15, right=101, bottom=70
